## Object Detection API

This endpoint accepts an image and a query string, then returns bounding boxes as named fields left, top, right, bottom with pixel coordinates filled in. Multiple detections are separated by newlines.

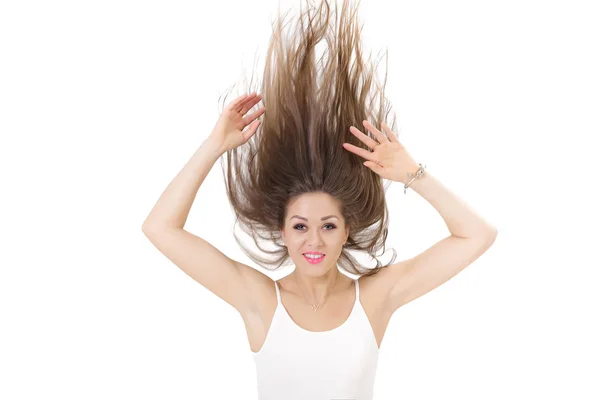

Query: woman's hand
left=342, top=120, right=420, bottom=184
left=209, top=92, right=265, bottom=152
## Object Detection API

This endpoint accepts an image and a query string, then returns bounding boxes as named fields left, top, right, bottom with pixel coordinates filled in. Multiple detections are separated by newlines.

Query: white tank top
left=251, top=277, right=380, bottom=400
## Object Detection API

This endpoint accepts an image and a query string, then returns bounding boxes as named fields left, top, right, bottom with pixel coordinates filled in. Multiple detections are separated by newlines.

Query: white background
left=1, top=0, right=599, bottom=399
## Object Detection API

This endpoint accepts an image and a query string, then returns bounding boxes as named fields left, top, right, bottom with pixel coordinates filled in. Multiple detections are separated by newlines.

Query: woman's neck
left=291, top=268, right=341, bottom=303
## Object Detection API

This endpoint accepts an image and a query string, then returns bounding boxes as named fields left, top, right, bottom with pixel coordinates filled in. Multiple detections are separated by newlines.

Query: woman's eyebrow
left=290, top=215, right=339, bottom=221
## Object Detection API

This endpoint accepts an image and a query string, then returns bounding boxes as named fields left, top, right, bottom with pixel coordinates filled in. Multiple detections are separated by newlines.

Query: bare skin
left=243, top=271, right=393, bottom=353
left=142, top=92, right=396, bottom=353
left=144, top=91, right=497, bottom=356
left=239, top=191, right=393, bottom=353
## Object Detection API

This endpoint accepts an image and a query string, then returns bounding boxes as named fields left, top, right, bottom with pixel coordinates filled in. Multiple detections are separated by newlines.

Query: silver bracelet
left=404, top=163, right=427, bottom=194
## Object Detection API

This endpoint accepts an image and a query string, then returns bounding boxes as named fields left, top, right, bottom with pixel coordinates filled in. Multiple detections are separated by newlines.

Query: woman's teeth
left=303, top=254, right=325, bottom=264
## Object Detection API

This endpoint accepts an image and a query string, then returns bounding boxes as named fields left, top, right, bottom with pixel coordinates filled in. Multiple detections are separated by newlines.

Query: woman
left=142, top=0, right=497, bottom=398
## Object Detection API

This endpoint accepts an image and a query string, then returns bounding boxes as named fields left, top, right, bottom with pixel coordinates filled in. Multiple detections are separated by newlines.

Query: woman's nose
left=308, top=231, right=324, bottom=246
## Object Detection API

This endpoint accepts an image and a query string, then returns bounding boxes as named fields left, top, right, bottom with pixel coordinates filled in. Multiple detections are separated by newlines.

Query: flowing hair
left=217, top=0, right=399, bottom=277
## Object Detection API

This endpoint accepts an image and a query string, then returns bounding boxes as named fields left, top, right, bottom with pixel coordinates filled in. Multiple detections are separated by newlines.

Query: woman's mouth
left=303, top=254, right=325, bottom=264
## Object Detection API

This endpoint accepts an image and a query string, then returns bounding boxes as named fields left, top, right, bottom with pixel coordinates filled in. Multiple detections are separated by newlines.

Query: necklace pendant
left=310, top=304, right=321, bottom=312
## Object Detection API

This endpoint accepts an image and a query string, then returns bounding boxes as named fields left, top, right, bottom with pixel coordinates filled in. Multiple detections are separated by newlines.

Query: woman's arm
left=142, top=137, right=225, bottom=231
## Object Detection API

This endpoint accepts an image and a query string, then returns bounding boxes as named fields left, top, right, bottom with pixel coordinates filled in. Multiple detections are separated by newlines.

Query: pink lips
left=303, top=254, right=325, bottom=264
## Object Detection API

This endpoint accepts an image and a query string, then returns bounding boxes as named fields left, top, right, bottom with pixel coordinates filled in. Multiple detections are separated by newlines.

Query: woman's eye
left=293, top=224, right=337, bottom=230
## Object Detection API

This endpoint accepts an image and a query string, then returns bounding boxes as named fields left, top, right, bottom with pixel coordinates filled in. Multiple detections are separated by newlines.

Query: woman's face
left=280, top=192, right=350, bottom=275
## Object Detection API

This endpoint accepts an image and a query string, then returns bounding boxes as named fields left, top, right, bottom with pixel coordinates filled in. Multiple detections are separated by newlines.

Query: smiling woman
left=281, top=193, right=350, bottom=277
left=220, top=0, right=399, bottom=279
left=143, top=0, right=496, bottom=398
left=212, top=0, right=400, bottom=397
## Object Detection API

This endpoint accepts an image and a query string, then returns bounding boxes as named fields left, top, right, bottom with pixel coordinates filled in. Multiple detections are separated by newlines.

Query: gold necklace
left=295, top=271, right=339, bottom=312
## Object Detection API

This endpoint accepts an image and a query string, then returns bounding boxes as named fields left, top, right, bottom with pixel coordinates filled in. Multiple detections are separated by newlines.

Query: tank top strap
left=354, top=278, right=359, bottom=301
left=274, top=280, right=281, bottom=305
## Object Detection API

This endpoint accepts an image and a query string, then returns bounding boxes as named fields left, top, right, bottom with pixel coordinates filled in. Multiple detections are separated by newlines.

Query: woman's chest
left=244, top=278, right=392, bottom=353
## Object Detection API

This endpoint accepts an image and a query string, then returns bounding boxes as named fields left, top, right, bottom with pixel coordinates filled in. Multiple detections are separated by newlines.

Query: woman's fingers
left=243, top=119, right=262, bottom=142
left=242, top=107, right=266, bottom=127
left=342, top=142, right=379, bottom=163
left=349, top=125, right=379, bottom=149
left=362, top=120, right=390, bottom=143
left=228, top=92, right=258, bottom=113
left=239, top=92, right=262, bottom=115
left=381, top=122, right=399, bottom=143
left=229, top=93, right=250, bottom=110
